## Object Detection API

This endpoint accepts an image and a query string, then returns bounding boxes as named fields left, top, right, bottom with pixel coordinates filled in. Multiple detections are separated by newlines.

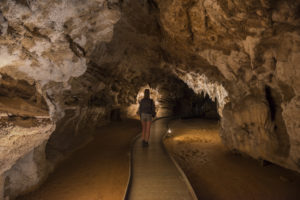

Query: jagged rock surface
left=0, top=0, right=121, bottom=198
left=156, top=0, right=300, bottom=173
left=0, top=0, right=300, bottom=199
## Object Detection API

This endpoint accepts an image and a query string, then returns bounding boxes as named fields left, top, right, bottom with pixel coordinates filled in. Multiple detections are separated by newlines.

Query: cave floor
left=164, top=119, right=300, bottom=200
left=127, top=118, right=196, bottom=200
left=18, top=119, right=140, bottom=200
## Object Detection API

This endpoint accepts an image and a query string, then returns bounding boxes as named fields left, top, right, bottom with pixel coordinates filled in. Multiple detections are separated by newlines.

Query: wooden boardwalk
left=126, top=118, right=197, bottom=200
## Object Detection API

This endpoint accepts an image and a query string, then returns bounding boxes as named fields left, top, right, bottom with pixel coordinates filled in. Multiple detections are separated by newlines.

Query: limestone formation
left=156, top=0, right=300, bottom=174
left=0, top=0, right=300, bottom=199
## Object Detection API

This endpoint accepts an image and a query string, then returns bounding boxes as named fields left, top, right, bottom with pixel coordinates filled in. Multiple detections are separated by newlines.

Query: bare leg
left=141, top=121, right=146, bottom=141
left=145, top=121, right=152, bottom=142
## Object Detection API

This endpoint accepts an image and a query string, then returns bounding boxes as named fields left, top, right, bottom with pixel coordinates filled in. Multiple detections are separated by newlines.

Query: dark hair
left=144, top=89, right=150, bottom=99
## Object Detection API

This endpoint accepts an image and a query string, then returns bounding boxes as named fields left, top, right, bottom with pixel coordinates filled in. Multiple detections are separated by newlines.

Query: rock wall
left=4, top=142, right=49, bottom=199
left=155, top=0, right=300, bottom=172
left=0, top=0, right=121, bottom=198
left=0, top=74, right=54, bottom=200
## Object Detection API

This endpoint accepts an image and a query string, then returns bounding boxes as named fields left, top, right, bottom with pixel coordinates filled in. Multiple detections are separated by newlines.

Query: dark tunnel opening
left=171, top=93, right=220, bottom=120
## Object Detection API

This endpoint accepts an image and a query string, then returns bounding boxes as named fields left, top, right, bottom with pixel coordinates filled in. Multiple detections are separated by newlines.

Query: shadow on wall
left=265, top=85, right=290, bottom=157
left=110, top=108, right=121, bottom=121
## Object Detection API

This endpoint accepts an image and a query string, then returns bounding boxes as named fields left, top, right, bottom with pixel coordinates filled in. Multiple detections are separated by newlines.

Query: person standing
left=137, top=89, right=156, bottom=147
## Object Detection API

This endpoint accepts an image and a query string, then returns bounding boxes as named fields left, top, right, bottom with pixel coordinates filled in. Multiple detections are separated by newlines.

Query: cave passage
left=15, top=109, right=300, bottom=200
left=1, top=0, right=300, bottom=199
left=15, top=88, right=300, bottom=200
left=127, top=118, right=196, bottom=200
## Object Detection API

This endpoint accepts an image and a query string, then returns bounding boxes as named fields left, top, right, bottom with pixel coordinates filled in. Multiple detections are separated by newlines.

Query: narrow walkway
left=127, top=118, right=196, bottom=200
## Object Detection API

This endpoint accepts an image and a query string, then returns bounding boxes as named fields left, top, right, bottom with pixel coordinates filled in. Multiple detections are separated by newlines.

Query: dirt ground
left=18, top=119, right=140, bottom=200
left=164, top=119, right=300, bottom=200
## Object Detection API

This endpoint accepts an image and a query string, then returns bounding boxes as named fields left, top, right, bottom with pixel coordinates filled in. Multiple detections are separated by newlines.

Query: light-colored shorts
left=141, top=113, right=152, bottom=122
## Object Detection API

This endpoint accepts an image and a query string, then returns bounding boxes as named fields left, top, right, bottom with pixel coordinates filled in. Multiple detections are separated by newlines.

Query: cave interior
left=0, top=0, right=300, bottom=199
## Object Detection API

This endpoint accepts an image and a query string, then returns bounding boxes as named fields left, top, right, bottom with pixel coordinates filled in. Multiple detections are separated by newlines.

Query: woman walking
left=137, top=89, right=156, bottom=147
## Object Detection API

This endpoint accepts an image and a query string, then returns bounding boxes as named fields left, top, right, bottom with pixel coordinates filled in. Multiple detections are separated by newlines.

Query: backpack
left=139, top=98, right=156, bottom=117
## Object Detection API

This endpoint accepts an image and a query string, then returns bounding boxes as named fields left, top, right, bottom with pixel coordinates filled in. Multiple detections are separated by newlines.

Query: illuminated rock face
left=0, top=0, right=300, bottom=198
left=156, top=0, right=300, bottom=173
left=0, top=0, right=121, bottom=198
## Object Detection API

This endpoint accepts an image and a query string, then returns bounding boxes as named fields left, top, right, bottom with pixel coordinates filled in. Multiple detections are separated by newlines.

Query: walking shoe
left=142, top=140, right=149, bottom=147
left=143, top=141, right=149, bottom=147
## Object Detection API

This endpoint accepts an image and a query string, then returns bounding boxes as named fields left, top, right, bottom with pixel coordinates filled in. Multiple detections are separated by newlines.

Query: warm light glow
left=125, top=85, right=162, bottom=118
left=136, top=85, right=161, bottom=106
left=168, top=129, right=172, bottom=134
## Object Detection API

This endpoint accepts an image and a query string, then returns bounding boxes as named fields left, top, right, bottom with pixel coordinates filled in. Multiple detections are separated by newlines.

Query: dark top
left=138, top=98, right=156, bottom=115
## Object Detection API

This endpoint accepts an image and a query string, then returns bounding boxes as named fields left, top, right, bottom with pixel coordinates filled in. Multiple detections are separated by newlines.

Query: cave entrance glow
left=126, top=85, right=162, bottom=118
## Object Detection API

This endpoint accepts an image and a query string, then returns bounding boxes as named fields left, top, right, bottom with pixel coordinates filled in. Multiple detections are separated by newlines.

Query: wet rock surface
left=0, top=0, right=300, bottom=198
